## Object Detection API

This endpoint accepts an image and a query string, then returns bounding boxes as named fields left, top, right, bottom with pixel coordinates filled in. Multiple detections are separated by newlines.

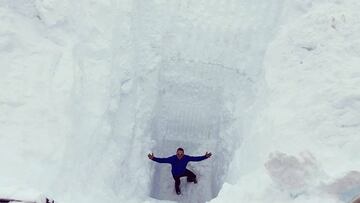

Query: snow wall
left=1, top=0, right=360, bottom=203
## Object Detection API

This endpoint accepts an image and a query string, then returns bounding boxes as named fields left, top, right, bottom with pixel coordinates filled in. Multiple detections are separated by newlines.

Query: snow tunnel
left=149, top=59, right=252, bottom=203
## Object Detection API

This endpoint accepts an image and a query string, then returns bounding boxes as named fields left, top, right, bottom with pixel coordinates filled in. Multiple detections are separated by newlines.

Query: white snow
left=0, top=0, right=360, bottom=203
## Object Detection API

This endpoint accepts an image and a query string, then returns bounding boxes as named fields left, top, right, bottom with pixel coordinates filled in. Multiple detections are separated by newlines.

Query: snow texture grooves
left=149, top=59, right=241, bottom=203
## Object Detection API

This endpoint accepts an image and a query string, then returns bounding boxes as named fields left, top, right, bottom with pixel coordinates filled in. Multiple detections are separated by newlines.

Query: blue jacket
left=152, top=155, right=208, bottom=176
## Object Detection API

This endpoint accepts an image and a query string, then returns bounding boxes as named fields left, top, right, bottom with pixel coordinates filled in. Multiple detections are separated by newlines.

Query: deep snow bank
left=210, top=1, right=360, bottom=203
left=0, top=0, right=73, bottom=198
left=1, top=0, right=360, bottom=203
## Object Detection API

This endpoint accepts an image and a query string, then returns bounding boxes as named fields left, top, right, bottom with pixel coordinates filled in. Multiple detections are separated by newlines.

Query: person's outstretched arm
left=188, top=152, right=212, bottom=162
left=148, top=153, right=173, bottom=163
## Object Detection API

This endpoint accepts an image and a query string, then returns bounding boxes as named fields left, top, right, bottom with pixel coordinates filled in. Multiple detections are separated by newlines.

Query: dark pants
left=173, top=169, right=196, bottom=192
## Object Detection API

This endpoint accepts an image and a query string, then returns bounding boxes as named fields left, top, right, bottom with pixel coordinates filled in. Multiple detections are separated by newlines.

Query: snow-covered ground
left=1, top=0, right=360, bottom=203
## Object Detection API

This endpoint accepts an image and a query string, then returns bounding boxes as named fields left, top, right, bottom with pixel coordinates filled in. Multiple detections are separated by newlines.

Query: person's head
left=176, top=148, right=184, bottom=159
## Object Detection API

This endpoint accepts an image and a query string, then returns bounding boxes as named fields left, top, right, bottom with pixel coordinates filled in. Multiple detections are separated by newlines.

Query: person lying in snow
left=148, top=147, right=212, bottom=195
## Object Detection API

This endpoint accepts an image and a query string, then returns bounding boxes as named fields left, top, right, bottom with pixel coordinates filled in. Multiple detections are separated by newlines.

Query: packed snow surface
left=1, top=0, right=360, bottom=203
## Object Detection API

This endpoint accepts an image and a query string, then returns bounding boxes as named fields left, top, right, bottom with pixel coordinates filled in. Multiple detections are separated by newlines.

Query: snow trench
left=148, top=59, right=247, bottom=203
left=21, top=1, right=286, bottom=202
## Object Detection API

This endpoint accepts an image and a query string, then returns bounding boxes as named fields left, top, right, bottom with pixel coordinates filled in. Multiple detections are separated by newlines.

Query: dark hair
left=177, top=147, right=184, bottom=152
